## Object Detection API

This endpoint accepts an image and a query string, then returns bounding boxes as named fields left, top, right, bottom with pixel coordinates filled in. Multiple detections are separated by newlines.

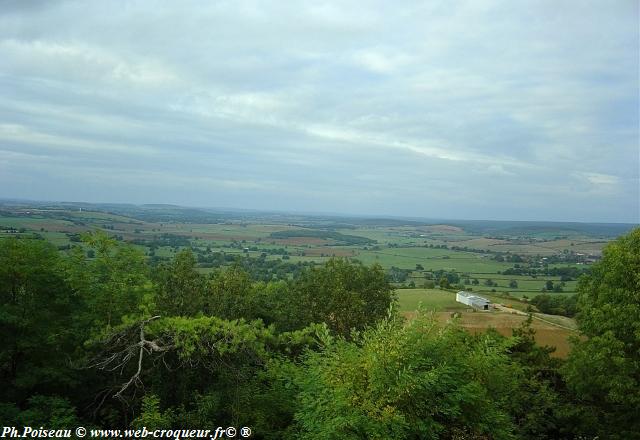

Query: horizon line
left=1, top=197, right=638, bottom=226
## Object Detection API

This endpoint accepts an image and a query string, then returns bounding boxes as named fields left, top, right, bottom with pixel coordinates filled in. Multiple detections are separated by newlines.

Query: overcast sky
left=1, top=0, right=638, bottom=223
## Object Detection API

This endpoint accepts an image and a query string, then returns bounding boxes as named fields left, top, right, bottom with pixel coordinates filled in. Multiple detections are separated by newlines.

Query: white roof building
left=456, top=291, right=491, bottom=311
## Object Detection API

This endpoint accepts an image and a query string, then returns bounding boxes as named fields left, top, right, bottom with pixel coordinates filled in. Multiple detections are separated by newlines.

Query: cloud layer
left=1, top=0, right=638, bottom=222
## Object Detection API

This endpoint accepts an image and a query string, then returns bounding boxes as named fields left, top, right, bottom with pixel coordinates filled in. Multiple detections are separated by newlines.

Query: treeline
left=269, top=229, right=375, bottom=245
left=131, top=233, right=192, bottom=248
left=502, top=265, right=589, bottom=280
left=1, top=229, right=639, bottom=439
left=196, top=252, right=315, bottom=281
left=530, top=294, right=578, bottom=317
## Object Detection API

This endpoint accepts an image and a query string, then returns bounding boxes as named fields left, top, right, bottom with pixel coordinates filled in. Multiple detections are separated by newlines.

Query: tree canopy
left=563, top=228, right=640, bottom=438
left=2, top=228, right=639, bottom=439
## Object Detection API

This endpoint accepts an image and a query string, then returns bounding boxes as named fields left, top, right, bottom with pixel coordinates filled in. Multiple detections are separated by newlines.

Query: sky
left=0, top=0, right=638, bottom=223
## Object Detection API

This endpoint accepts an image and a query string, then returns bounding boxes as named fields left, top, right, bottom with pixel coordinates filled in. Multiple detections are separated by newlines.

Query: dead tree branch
left=88, top=315, right=172, bottom=400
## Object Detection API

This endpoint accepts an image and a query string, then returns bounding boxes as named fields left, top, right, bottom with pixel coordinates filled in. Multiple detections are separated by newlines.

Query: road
left=493, top=304, right=577, bottom=331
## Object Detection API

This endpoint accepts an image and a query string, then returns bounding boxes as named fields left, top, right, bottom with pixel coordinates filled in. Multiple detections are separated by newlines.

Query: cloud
left=0, top=0, right=637, bottom=222
left=352, top=49, right=412, bottom=74
left=578, top=172, right=620, bottom=186
left=0, top=123, right=159, bottom=156
left=0, top=39, right=178, bottom=88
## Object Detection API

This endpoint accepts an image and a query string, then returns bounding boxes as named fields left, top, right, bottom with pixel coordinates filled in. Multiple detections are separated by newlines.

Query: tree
left=0, top=238, right=81, bottom=411
left=206, top=263, right=254, bottom=319
left=509, top=280, right=518, bottom=289
left=545, top=280, right=554, bottom=291
left=530, top=294, right=577, bottom=317
left=66, top=231, right=150, bottom=330
left=91, top=314, right=319, bottom=430
left=293, top=258, right=395, bottom=338
left=287, top=313, right=519, bottom=439
left=563, top=228, right=640, bottom=439
left=154, top=249, right=206, bottom=317
left=506, top=318, right=565, bottom=438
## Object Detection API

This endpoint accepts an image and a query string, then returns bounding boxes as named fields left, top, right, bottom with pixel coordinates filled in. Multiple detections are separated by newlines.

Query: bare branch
left=86, top=315, right=172, bottom=401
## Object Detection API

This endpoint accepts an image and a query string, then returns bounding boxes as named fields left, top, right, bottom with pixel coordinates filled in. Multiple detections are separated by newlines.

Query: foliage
left=66, top=231, right=150, bottom=329
left=292, top=258, right=395, bottom=338
left=506, top=318, right=567, bottom=438
left=269, top=229, right=375, bottom=245
left=205, top=264, right=255, bottom=320
left=286, top=313, right=519, bottom=439
left=154, top=249, right=206, bottom=317
left=529, top=294, right=577, bottom=317
left=563, top=227, right=640, bottom=439
left=0, top=238, right=80, bottom=405
left=131, top=395, right=175, bottom=429
left=2, top=227, right=639, bottom=438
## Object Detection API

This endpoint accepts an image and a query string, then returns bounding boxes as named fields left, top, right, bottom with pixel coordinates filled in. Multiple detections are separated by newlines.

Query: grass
left=398, top=289, right=577, bottom=358
left=396, top=288, right=466, bottom=312
left=0, top=210, right=598, bottom=299
left=479, top=293, right=532, bottom=312
left=432, top=312, right=575, bottom=358
left=356, top=247, right=514, bottom=273
left=0, top=215, right=74, bottom=229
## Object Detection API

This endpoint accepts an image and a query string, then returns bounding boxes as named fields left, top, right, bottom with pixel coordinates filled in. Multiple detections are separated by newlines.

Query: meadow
left=396, top=288, right=576, bottom=358
left=2, top=200, right=637, bottom=437
left=0, top=202, right=598, bottom=362
left=0, top=201, right=626, bottom=301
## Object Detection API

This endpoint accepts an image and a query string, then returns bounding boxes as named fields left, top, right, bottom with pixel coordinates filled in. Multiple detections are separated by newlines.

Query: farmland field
left=396, top=288, right=466, bottom=312
left=397, top=288, right=577, bottom=358
left=433, top=312, right=575, bottom=358
left=1, top=201, right=634, bottom=300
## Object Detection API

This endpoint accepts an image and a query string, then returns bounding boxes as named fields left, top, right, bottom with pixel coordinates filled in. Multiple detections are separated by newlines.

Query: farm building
left=456, top=291, right=491, bottom=311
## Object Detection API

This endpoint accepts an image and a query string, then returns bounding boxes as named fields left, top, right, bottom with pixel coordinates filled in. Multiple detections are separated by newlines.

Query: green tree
left=292, top=258, right=395, bottom=338
left=206, top=263, right=254, bottom=319
left=506, top=319, right=565, bottom=438
left=154, top=249, right=206, bottom=317
left=563, top=228, right=640, bottom=438
left=66, top=231, right=150, bottom=330
left=14, top=395, right=80, bottom=428
left=287, top=313, right=519, bottom=439
left=92, top=313, right=318, bottom=431
left=509, top=280, right=518, bottom=289
left=0, top=238, right=80, bottom=406
left=132, top=395, right=174, bottom=429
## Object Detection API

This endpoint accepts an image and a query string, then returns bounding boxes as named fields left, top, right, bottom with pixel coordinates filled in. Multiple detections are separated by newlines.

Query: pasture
left=396, top=288, right=466, bottom=312
left=435, top=312, right=575, bottom=358
left=1, top=203, right=615, bottom=299
left=396, top=288, right=576, bottom=358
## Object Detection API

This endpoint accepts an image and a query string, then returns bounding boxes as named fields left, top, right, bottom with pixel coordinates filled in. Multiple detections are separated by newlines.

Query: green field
left=1, top=203, right=625, bottom=299
left=396, top=288, right=466, bottom=312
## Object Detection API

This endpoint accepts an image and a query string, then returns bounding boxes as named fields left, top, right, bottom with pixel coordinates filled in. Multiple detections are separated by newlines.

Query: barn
left=456, top=291, right=491, bottom=311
